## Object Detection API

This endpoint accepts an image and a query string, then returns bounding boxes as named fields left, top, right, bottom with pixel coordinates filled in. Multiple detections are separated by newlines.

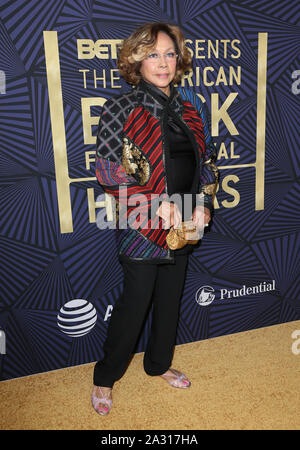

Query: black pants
left=93, top=254, right=189, bottom=388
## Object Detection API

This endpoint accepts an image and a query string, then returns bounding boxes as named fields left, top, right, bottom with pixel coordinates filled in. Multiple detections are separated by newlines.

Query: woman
left=92, top=22, right=218, bottom=415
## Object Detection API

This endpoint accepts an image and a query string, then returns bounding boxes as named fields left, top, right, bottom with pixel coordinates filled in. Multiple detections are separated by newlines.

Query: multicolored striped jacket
left=95, top=79, right=218, bottom=264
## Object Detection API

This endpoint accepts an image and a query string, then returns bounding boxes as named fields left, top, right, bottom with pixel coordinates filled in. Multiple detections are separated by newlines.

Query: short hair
left=117, top=22, right=192, bottom=85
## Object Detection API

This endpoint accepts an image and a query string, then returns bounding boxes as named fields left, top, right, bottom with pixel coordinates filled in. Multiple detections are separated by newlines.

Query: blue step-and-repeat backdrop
left=0, top=0, right=299, bottom=380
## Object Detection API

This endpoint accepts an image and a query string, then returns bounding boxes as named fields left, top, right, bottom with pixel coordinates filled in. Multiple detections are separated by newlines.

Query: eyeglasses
left=145, top=52, right=178, bottom=62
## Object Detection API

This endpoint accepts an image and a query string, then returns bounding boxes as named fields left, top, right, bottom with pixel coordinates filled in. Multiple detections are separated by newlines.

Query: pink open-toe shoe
left=91, top=386, right=112, bottom=415
left=159, top=368, right=191, bottom=388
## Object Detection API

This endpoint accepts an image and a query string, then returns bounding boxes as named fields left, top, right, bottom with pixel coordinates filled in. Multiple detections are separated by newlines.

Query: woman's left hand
left=192, top=206, right=211, bottom=230
left=156, top=201, right=182, bottom=229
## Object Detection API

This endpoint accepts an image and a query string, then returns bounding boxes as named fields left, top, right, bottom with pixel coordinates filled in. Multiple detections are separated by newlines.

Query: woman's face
left=139, top=32, right=177, bottom=96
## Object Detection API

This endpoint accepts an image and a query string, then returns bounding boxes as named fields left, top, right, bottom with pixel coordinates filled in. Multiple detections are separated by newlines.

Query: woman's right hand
left=155, top=201, right=182, bottom=229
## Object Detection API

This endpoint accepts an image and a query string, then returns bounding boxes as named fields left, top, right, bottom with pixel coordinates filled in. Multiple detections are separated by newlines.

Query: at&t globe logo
left=195, top=286, right=215, bottom=306
left=57, top=299, right=97, bottom=337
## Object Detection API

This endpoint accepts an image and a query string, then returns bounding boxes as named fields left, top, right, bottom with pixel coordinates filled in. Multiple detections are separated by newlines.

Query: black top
left=142, top=81, right=197, bottom=215
left=167, top=115, right=197, bottom=220
left=168, top=117, right=196, bottom=193
left=140, top=80, right=200, bottom=256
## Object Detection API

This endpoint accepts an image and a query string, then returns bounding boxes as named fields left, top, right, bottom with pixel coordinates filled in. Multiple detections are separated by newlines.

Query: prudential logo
left=195, top=286, right=215, bottom=306
left=195, top=280, right=276, bottom=306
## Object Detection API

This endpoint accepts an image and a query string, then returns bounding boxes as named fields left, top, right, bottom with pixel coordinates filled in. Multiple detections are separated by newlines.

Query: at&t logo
left=57, top=299, right=97, bottom=337
left=195, top=286, right=215, bottom=306
left=0, top=329, right=6, bottom=354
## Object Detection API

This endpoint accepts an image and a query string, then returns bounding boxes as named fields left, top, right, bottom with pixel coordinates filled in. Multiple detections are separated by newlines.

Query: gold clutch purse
left=166, top=220, right=201, bottom=250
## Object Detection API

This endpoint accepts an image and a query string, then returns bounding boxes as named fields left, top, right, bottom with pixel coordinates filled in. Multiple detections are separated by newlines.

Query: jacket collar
left=134, top=79, right=184, bottom=119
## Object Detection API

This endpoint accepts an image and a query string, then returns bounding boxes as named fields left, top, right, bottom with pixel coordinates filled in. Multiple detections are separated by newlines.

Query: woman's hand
left=192, top=205, right=211, bottom=230
left=156, top=201, right=182, bottom=229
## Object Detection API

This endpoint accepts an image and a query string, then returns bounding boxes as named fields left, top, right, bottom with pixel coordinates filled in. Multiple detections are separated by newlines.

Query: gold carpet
left=1, top=320, right=299, bottom=430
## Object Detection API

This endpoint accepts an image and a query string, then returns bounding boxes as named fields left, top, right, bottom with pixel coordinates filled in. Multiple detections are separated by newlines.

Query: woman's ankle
left=93, top=385, right=112, bottom=396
